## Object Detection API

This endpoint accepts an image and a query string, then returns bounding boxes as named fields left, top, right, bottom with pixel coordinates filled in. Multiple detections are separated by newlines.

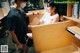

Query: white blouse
left=40, top=12, right=59, bottom=24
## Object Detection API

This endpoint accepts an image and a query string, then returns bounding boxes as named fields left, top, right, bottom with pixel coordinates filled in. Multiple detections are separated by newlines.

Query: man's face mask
left=20, top=2, right=26, bottom=8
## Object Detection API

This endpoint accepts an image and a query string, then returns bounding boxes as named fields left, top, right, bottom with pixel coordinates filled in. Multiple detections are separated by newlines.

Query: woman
left=40, top=1, right=59, bottom=24
left=28, top=1, right=60, bottom=39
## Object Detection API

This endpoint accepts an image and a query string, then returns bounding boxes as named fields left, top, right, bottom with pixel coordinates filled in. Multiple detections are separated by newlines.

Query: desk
left=67, top=26, right=80, bottom=36
left=26, top=10, right=46, bottom=23
left=63, top=16, right=80, bottom=23
left=28, top=10, right=47, bottom=13
left=67, top=26, right=80, bottom=40
left=26, top=13, right=43, bottom=25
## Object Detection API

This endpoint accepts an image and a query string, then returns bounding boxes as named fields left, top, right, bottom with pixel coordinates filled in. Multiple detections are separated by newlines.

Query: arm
left=9, top=31, right=23, bottom=48
left=8, top=16, right=23, bottom=48
left=39, top=13, right=45, bottom=24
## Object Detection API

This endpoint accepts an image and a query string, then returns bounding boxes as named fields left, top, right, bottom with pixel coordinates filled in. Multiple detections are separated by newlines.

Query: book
left=67, top=26, right=80, bottom=40
left=72, top=4, right=79, bottom=19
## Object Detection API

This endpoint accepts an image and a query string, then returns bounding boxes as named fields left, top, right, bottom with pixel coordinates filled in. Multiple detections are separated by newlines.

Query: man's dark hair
left=15, top=0, right=28, bottom=4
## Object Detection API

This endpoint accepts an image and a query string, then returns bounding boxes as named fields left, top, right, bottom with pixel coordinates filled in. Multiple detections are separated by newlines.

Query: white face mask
left=20, top=2, right=26, bottom=8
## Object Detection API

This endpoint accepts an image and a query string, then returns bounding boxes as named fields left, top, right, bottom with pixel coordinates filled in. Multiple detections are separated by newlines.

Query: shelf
left=63, top=16, right=80, bottom=23
left=67, top=26, right=80, bottom=39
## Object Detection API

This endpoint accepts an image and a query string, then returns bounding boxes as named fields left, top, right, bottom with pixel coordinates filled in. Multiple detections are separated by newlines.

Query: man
left=7, top=0, right=33, bottom=53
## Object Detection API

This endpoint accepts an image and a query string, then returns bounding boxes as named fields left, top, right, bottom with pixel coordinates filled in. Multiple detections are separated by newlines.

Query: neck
left=15, top=5, right=22, bottom=10
left=50, top=12, right=55, bottom=16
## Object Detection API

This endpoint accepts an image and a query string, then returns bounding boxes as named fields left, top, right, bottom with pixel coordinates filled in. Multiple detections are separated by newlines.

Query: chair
left=28, top=13, right=43, bottom=25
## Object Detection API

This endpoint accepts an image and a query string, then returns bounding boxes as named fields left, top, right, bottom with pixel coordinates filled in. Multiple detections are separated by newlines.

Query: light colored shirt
left=40, top=12, right=59, bottom=24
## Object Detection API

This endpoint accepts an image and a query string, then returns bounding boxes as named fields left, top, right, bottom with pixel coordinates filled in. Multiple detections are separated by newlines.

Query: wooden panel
left=77, top=23, right=80, bottom=28
left=71, top=51, right=80, bottom=53
left=28, top=10, right=46, bottom=24
left=62, top=16, right=80, bottom=47
left=32, top=20, right=78, bottom=52
left=67, top=4, right=73, bottom=17
left=74, top=23, right=80, bottom=47
left=41, top=44, right=78, bottom=53
left=63, top=16, right=80, bottom=23
left=67, top=26, right=80, bottom=35
left=28, top=13, right=43, bottom=25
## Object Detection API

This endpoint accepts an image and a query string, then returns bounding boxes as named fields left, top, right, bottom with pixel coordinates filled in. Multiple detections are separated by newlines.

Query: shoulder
left=54, top=14, right=59, bottom=17
left=52, top=14, right=59, bottom=18
left=7, top=8, right=19, bottom=19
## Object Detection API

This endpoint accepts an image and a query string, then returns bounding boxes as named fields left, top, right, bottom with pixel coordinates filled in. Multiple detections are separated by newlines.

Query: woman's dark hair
left=49, top=1, right=59, bottom=14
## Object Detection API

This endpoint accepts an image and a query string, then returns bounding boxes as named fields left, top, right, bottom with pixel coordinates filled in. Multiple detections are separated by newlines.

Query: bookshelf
left=67, top=4, right=80, bottom=19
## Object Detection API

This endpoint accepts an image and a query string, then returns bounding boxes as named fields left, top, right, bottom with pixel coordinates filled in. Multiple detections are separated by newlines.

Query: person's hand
left=18, top=43, right=23, bottom=49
